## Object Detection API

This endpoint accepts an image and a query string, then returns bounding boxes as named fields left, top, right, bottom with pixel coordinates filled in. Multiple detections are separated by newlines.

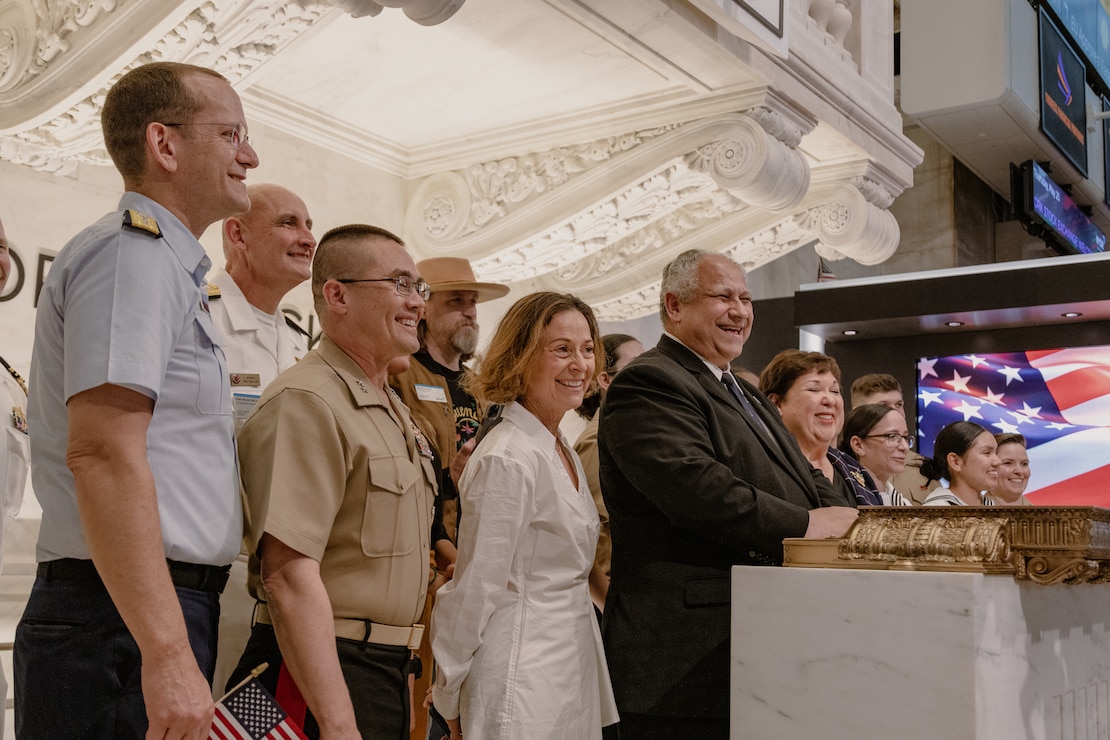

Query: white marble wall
left=731, top=566, right=1110, bottom=740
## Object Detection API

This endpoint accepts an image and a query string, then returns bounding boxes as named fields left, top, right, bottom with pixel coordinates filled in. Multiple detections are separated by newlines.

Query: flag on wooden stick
left=210, top=663, right=308, bottom=740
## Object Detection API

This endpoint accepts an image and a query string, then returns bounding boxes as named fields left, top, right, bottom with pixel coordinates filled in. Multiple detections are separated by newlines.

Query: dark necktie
left=721, top=372, right=771, bottom=436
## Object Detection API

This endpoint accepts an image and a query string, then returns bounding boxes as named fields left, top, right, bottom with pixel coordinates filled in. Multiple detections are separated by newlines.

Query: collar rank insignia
left=122, top=209, right=162, bottom=237
left=207, top=284, right=222, bottom=299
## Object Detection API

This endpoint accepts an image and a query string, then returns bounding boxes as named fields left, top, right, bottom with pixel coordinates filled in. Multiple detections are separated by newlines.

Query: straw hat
left=416, top=257, right=509, bottom=303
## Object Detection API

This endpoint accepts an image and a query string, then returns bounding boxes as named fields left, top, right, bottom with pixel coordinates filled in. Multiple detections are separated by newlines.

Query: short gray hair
left=658, top=249, right=745, bottom=322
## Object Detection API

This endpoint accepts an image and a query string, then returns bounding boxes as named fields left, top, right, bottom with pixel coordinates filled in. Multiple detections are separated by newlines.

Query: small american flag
left=816, top=255, right=837, bottom=282
left=209, top=672, right=308, bottom=740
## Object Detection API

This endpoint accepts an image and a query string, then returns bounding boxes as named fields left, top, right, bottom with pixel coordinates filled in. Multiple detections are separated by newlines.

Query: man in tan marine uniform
left=229, top=224, right=437, bottom=739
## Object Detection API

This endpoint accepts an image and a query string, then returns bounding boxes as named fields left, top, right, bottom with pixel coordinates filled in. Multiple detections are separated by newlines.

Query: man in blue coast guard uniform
left=15, top=61, right=259, bottom=738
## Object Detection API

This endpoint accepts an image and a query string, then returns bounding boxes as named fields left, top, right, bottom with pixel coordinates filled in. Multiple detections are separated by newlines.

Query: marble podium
left=730, top=507, right=1110, bottom=740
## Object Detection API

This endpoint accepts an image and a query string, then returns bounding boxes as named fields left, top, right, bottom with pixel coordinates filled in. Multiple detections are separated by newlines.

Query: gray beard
left=449, top=325, right=479, bottom=355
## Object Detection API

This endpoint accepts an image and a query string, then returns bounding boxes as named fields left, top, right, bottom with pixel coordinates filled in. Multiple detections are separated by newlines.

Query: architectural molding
left=0, top=0, right=463, bottom=173
left=0, top=0, right=124, bottom=96
left=785, top=506, right=1110, bottom=586
left=399, top=104, right=906, bottom=320
left=407, top=123, right=683, bottom=246
left=804, top=179, right=900, bottom=265
left=471, top=158, right=720, bottom=282
left=329, top=0, right=466, bottom=25
left=686, top=110, right=809, bottom=211
left=1, top=0, right=335, bottom=173
left=407, top=108, right=815, bottom=280
left=529, top=168, right=898, bottom=321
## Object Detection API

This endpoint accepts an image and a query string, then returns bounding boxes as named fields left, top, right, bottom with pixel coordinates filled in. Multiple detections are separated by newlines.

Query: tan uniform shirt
left=239, top=336, right=436, bottom=627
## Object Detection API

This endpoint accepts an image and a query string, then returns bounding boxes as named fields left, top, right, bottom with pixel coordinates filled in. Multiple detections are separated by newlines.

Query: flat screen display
left=1011, top=160, right=1106, bottom=254
left=1040, top=8, right=1089, bottom=177
left=1029, top=161, right=1106, bottom=253
left=1104, top=95, right=1110, bottom=206
left=1043, top=0, right=1110, bottom=94
left=916, top=346, right=1110, bottom=506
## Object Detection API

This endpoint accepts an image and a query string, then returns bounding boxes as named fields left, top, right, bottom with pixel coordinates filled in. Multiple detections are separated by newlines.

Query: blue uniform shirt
left=29, top=192, right=241, bottom=566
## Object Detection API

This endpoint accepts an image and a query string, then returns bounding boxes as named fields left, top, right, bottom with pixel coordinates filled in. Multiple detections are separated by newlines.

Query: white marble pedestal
left=730, top=567, right=1110, bottom=740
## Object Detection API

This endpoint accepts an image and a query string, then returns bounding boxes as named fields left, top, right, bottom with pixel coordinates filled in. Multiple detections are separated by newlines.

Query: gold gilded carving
left=1020, top=557, right=1099, bottom=586
left=785, top=506, right=1110, bottom=584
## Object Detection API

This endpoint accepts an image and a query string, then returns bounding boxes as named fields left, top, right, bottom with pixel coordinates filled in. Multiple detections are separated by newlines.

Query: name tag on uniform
left=230, top=373, right=262, bottom=388
left=232, top=392, right=261, bottom=424
left=414, top=384, right=448, bottom=403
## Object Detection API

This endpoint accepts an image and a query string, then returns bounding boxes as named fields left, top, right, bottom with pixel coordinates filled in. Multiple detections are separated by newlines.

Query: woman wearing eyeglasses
left=836, top=404, right=914, bottom=506
left=920, top=421, right=999, bottom=506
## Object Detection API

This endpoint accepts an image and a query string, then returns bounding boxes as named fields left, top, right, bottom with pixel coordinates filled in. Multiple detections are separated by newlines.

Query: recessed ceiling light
left=1062, top=311, right=1083, bottom=318
left=842, top=329, right=857, bottom=336
left=946, top=321, right=964, bottom=327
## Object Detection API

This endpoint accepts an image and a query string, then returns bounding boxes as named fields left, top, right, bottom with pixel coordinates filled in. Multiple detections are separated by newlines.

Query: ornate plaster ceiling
left=0, top=0, right=921, bottom=320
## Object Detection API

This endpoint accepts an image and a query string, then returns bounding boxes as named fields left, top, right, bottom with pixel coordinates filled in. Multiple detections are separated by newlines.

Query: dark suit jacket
left=597, top=335, right=851, bottom=719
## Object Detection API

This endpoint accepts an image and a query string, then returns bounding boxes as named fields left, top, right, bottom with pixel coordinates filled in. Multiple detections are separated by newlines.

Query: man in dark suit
left=598, top=249, right=858, bottom=739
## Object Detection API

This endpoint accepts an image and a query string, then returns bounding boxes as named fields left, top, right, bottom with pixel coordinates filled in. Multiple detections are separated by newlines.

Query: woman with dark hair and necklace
left=920, top=421, right=1000, bottom=506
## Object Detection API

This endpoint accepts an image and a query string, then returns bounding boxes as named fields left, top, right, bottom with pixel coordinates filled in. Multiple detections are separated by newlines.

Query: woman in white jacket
left=430, top=292, right=618, bottom=740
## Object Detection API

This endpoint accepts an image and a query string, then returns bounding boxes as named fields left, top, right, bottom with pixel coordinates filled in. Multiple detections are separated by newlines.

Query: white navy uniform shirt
left=206, top=269, right=308, bottom=430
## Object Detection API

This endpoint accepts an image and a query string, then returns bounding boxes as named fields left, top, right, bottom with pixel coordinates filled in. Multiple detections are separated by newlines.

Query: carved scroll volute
left=690, top=116, right=810, bottom=212
left=330, top=0, right=466, bottom=25
left=802, top=180, right=900, bottom=265
left=405, top=171, right=472, bottom=250
left=0, top=1, right=39, bottom=95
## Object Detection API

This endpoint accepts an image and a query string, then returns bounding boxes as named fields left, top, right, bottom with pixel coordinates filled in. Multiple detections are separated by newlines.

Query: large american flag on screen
left=209, top=676, right=308, bottom=740
left=916, top=347, right=1110, bottom=506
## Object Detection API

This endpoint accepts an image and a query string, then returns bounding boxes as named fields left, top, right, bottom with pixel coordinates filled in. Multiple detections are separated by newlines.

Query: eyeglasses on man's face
left=336, top=275, right=431, bottom=300
left=161, top=122, right=252, bottom=149
left=864, top=432, right=915, bottom=447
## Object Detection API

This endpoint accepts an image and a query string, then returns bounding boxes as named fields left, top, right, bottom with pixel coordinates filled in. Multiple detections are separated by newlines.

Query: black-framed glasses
left=865, top=432, right=915, bottom=447
left=161, top=122, right=252, bottom=149
left=337, top=276, right=430, bottom=300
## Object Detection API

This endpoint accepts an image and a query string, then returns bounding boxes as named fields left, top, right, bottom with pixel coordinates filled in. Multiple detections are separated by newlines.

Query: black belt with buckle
left=37, top=557, right=231, bottom=594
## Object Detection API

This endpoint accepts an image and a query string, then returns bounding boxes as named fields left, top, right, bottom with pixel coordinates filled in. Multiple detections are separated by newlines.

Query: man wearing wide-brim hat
left=389, top=256, right=508, bottom=740
left=389, top=256, right=508, bottom=538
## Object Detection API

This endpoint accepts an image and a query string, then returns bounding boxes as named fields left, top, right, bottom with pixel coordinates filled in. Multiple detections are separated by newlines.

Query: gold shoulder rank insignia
left=122, top=209, right=161, bottom=237
left=207, top=284, right=221, bottom=299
